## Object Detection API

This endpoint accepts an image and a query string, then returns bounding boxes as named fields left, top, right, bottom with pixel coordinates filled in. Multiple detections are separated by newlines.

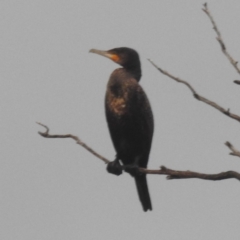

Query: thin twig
left=225, top=141, right=240, bottom=158
left=37, top=122, right=110, bottom=164
left=202, top=3, right=240, bottom=75
left=37, top=123, right=240, bottom=181
left=148, top=59, right=240, bottom=122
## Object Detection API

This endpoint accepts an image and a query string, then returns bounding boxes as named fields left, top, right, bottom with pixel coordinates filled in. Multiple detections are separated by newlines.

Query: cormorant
left=89, top=47, right=154, bottom=211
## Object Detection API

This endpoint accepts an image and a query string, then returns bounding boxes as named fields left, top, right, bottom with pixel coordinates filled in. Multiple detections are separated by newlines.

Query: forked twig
left=203, top=3, right=240, bottom=77
left=37, top=122, right=110, bottom=164
left=225, top=141, right=240, bottom=158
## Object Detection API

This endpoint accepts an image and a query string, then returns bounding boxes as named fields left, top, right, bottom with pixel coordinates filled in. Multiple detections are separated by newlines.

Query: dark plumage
left=89, top=47, right=154, bottom=211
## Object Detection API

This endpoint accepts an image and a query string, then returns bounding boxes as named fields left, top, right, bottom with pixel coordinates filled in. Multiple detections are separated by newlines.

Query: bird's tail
left=134, top=175, right=152, bottom=211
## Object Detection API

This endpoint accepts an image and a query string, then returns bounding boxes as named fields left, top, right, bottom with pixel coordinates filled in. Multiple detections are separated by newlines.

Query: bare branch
left=140, top=166, right=240, bottom=181
left=148, top=59, right=197, bottom=95
left=233, top=80, right=240, bottom=85
left=202, top=3, right=240, bottom=75
left=148, top=59, right=240, bottom=123
left=37, top=122, right=110, bottom=164
left=37, top=123, right=240, bottom=181
left=225, top=141, right=240, bottom=158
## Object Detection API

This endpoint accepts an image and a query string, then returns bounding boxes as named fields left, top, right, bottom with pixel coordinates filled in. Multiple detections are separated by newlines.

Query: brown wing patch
left=109, top=97, right=127, bottom=115
left=106, top=73, right=137, bottom=116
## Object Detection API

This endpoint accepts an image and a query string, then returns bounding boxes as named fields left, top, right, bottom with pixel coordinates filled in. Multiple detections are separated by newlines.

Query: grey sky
left=1, top=0, right=240, bottom=239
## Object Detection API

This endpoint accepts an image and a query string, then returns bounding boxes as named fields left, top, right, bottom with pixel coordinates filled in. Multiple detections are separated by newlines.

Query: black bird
left=89, top=47, right=154, bottom=211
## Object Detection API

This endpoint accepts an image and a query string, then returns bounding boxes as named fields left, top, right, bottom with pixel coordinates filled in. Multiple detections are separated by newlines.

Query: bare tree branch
left=233, top=80, right=240, bottom=85
left=37, top=122, right=110, bottom=164
left=225, top=141, right=240, bottom=158
left=148, top=59, right=240, bottom=123
left=37, top=123, right=240, bottom=181
left=141, top=166, right=240, bottom=181
left=202, top=3, right=240, bottom=75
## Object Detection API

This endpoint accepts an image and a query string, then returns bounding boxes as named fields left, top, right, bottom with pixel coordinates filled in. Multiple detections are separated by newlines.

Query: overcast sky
left=1, top=1, right=240, bottom=239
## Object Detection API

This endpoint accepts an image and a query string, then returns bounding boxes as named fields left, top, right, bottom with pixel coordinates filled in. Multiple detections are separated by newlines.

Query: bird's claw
left=106, top=160, right=123, bottom=176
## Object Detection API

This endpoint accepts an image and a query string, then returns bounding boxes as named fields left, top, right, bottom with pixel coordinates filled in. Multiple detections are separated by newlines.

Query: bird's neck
left=126, top=67, right=142, bottom=81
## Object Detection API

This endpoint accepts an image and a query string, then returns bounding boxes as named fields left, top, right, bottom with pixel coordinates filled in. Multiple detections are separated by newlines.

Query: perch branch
left=202, top=3, right=240, bottom=76
left=225, top=141, right=240, bottom=158
left=141, top=166, right=240, bottom=181
left=148, top=59, right=240, bottom=123
left=37, top=123, right=240, bottom=181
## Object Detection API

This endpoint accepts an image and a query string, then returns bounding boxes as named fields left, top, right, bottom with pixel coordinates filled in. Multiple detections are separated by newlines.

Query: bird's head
left=89, top=47, right=141, bottom=71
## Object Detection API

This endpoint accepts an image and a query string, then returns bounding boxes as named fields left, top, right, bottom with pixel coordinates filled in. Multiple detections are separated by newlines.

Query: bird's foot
left=124, top=164, right=142, bottom=177
left=106, top=159, right=123, bottom=176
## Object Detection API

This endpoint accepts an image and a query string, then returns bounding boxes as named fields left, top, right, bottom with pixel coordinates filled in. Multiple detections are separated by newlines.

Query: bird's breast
left=106, top=70, right=134, bottom=117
